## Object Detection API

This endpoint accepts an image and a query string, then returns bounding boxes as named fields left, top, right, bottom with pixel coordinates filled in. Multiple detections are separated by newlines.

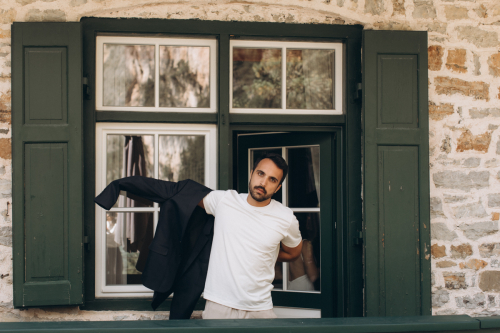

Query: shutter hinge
left=82, top=77, right=91, bottom=100
left=84, top=235, right=90, bottom=251
left=355, top=82, right=362, bottom=102
left=353, top=230, right=363, bottom=246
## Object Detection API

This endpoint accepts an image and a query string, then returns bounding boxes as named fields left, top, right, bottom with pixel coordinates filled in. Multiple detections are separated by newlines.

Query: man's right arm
left=198, top=196, right=206, bottom=210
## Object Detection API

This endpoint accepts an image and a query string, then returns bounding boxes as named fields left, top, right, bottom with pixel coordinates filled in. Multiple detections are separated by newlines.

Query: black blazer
left=95, top=176, right=214, bottom=319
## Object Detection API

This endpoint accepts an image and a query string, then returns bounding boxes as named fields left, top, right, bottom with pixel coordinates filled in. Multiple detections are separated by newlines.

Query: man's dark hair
left=252, top=153, right=288, bottom=185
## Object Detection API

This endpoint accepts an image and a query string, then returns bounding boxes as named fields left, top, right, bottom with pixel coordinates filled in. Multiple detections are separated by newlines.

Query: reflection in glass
left=159, top=135, right=205, bottom=184
left=286, top=49, right=335, bottom=110
left=250, top=148, right=283, bottom=204
left=159, top=46, right=210, bottom=108
left=287, top=146, right=320, bottom=208
left=288, top=212, right=320, bottom=291
left=106, top=135, right=154, bottom=208
left=106, top=212, right=154, bottom=285
left=103, top=44, right=155, bottom=107
left=233, top=48, right=282, bottom=109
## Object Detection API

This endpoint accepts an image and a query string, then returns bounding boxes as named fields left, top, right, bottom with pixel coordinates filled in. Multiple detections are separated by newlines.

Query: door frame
left=230, top=126, right=346, bottom=317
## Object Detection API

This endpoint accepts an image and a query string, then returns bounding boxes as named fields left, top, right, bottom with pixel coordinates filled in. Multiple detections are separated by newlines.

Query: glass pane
left=286, top=49, right=335, bottom=110
left=159, top=46, right=210, bottom=108
left=287, top=146, right=320, bottom=208
left=159, top=135, right=205, bottom=184
left=250, top=148, right=282, bottom=204
left=103, top=44, right=155, bottom=107
left=233, top=48, right=282, bottom=109
left=106, top=212, right=154, bottom=285
left=106, top=135, right=154, bottom=208
left=288, top=212, right=320, bottom=292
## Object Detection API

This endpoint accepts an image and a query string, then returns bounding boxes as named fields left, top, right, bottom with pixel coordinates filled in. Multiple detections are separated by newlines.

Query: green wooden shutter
left=12, top=23, right=83, bottom=307
left=363, top=30, right=430, bottom=316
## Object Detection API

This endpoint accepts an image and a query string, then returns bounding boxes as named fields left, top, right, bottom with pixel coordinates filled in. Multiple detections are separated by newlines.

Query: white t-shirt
left=202, top=190, right=302, bottom=311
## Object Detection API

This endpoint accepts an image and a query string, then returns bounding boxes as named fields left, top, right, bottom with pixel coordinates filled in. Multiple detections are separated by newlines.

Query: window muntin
left=230, top=40, right=343, bottom=115
left=96, top=36, right=217, bottom=112
left=95, top=123, right=217, bottom=297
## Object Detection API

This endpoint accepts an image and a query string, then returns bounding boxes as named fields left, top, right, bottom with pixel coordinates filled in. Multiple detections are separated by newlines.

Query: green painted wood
left=25, top=48, right=67, bottom=124
left=95, top=111, right=217, bottom=123
left=478, top=317, right=500, bottom=329
left=378, top=147, right=419, bottom=316
left=0, top=315, right=482, bottom=333
left=237, top=132, right=335, bottom=316
left=230, top=114, right=345, bottom=125
left=82, top=18, right=362, bottom=314
left=363, top=30, right=430, bottom=316
left=12, top=22, right=83, bottom=307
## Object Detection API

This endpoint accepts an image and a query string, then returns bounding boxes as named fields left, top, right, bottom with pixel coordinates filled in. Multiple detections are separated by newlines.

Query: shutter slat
left=12, top=22, right=83, bottom=307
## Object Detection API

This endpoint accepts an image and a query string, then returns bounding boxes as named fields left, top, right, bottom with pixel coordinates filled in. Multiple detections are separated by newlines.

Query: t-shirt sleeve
left=203, top=190, right=227, bottom=216
left=282, top=215, right=302, bottom=248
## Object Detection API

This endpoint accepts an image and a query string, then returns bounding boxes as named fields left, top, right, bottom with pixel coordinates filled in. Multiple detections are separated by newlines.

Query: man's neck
left=247, top=194, right=271, bottom=207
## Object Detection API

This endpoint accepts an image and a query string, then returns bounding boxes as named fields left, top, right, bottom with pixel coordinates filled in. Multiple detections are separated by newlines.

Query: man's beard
left=249, top=185, right=274, bottom=202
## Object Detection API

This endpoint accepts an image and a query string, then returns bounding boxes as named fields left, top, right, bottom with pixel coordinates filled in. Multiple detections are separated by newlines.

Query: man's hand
left=277, top=241, right=303, bottom=262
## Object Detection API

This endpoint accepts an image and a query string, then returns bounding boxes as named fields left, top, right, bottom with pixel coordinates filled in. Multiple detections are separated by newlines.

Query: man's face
left=248, top=158, right=283, bottom=203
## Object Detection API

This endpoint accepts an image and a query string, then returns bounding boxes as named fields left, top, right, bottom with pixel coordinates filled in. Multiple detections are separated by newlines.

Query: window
left=95, top=123, right=216, bottom=297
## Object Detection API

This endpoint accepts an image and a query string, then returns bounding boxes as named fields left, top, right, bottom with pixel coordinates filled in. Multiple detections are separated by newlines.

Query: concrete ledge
left=0, top=315, right=484, bottom=333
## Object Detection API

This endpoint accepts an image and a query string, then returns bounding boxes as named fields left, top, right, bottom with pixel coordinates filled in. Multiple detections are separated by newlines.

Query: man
left=198, top=153, right=303, bottom=319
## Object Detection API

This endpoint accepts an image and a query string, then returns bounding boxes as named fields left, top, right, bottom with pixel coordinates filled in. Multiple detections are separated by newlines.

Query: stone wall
left=0, top=0, right=500, bottom=321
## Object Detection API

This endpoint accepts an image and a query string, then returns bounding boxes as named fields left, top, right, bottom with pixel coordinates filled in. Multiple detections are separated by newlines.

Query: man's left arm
left=277, top=241, right=303, bottom=262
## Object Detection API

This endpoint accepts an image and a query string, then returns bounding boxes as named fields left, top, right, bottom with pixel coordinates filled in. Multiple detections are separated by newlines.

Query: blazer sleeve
left=94, top=176, right=182, bottom=210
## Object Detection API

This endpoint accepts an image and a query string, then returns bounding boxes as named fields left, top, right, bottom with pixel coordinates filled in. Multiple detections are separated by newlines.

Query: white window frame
left=95, top=122, right=217, bottom=298
left=96, top=36, right=217, bottom=113
left=230, top=40, right=343, bottom=115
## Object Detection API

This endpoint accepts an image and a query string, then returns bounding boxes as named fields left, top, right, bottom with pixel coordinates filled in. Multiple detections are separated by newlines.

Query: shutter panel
left=363, top=30, right=430, bottom=316
left=12, top=23, right=83, bottom=307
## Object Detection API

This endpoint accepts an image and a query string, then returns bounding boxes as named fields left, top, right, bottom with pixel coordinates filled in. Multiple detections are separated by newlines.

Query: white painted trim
left=96, top=36, right=217, bottom=113
left=230, top=40, right=343, bottom=115
left=95, top=122, right=217, bottom=298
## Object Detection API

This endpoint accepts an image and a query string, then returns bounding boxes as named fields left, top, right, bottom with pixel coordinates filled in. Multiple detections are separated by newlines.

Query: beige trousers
left=202, top=300, right=278, bottom=319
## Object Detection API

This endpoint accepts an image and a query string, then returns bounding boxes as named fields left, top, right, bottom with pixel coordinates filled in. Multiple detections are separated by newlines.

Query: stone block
left=474, top=4, right=488, bottom=18
left=436, top=309, right=457, bottom=315
left=460, top=259, right=488, bottom=270
left=432, top=244, right=446, bottom=258
left=0, top=226, right=11, bottom=247
left=488, top=194, right=500, bottom=207
left=473, top=52, right=481, bottom=75
left=70, top=0, right=87, bottom=6
left=432, top=289, right=450, bottom=307
left=392, top=0, right=405, bottom=16
left=452, top=202, right=487, bottom=219
left=431, top=197, right=446, bottom=219
left=0, top=9, right=16, bottom=24
left=446, top=49, right=467, bottom=73
left=463, top=157, right=480, bottom=168
left=456, top=130, right=491, bottom=153
left=436, top=260, right=457, bottom=268
left=456, top=293, right=486, bottom=309
left=434, top=76, right=489, bottom=101
left=428, top=46, right=444, bottom=71
left=456, top=26, right=499, bottom=48
left=488, top=53, right=500, bottom=77
left=470, top=108, right=500, bottom=119
left=25, top=9, right=66, bottom=22
left=429, top=101, right=453, bottom=120
left=444, top=194, right=467, bottom=203
left=479, top=243, right=500, bottom=258
left=431, top=223, right=458, bottom=241
left=493, top=212, right=500, bottom=221
left=480, top=271, right=500, bottom=292
left=445, top=6, right=469, bottom=20
left=451, top=244, right=473, bottom=259
left=459, top=222, right=499, bottom=241
left=0, top=139, right=11, bottom=160
left=425, top=22, right=447, bottom=34
left=440, top=136, right=451, bottom=154
left=413, top=0, right=436, bottom=19
left=365, top=0, right=384, bottom=15
left=443, top=272, right=467, bottom=289
left=433, top=171, right=489, bottom=191
left=486, top=158, right=500, bottom=167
